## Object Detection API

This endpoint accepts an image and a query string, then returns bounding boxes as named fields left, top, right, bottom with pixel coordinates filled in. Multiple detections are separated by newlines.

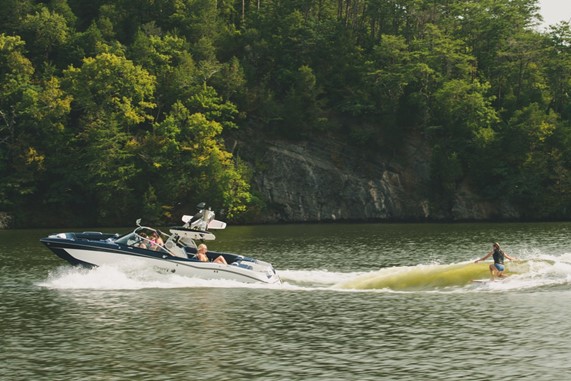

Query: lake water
left=1, top=222, right=571, bottom=380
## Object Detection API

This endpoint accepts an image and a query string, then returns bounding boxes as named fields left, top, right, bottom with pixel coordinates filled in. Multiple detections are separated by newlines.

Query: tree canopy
left=1, top=0, right=570, bottom=226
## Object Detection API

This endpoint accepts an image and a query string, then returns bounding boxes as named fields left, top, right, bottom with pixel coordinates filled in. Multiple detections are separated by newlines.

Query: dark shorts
left=494, top=263, right=505, bottom=272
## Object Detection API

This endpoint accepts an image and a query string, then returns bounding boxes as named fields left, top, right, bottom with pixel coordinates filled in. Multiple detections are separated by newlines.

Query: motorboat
left=40, top=205, right=281, bottom=284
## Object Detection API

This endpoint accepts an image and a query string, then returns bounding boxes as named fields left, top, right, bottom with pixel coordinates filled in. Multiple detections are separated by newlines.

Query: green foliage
left=1, top=0, right=571, bottom=225
left=63, top=52, right=156, bottom=126
left=20, top=7, right=70, bottom=52
left=143, top=101, right=250, bottom=219
left=430, top=146, right=463, bottom=207
left=545, top=22, right=571, bottom=119
left=187, top=84, right=239, bottom=130
left=0, top=34, right=71, bottom=215
left=432, top=79, right=498, bottom=143
left=0, top=0, right=35, bottom=34
left=279, top=65, right=326, bottom=139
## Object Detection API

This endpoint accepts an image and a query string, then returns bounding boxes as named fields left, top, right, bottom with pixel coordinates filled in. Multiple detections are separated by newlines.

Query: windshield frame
left=115, top=227, right=174, bottom=255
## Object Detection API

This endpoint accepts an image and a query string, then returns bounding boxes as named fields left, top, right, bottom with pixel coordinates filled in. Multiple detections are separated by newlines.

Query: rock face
left=0, top=212, right=11, bottom=229
left=238, top=136, right=518, bottom=223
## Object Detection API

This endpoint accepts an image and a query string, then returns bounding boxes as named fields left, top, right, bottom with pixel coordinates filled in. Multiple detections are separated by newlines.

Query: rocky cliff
left=0, top=212, right=10, bottom=229
left=237, top=135, right=519, bottom=223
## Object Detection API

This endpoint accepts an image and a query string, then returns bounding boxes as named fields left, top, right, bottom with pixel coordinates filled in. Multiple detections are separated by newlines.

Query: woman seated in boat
left=196, top=244, right=227, bottom=264
left=149, top=231, right=164, bottom=251
left=136, top=232, right=148, bottom=248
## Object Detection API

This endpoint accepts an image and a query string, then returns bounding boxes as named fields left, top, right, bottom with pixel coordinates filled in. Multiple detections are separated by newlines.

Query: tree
left=143, top=101, right=251, bottom=218
left=545, top=22, right=571, bottom=119
left=280, top=65, right=325, bottom=139
left=0, top=0, right=35, bottom=34
left=3, top=0, right=571, bottom=225
left=0, top=34, right=71, bottom=220
left=19, top=6, right=71, bottom=65
left=64, top=52, right=156, bottom=127
left=490, top=103, right=557, bottom=214
left=130, top=29, right=199, bottom=111
left=62, top=52, right=156, bottom=222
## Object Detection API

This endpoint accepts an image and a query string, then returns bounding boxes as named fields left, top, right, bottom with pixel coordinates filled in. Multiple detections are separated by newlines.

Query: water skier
left=475, top=242, right=516, bottom=280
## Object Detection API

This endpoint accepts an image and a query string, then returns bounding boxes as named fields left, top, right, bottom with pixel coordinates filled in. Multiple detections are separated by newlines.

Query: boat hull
left=41, top=237, right=280, bottom=284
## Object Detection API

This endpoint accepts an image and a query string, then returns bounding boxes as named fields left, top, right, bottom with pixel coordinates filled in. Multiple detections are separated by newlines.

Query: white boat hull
left=47, top=244, right=280, bottom=284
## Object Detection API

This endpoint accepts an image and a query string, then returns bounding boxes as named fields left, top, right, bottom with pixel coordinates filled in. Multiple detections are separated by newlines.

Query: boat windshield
left=116, top=229, right=171, bottom=254
left=115, top=232, right=142, bottom=246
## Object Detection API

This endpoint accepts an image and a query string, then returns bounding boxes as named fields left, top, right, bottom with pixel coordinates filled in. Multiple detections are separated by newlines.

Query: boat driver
left=196, top=244, right=227, bottom=264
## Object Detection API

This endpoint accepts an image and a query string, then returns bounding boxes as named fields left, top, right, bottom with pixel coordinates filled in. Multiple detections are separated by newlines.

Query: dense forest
left=1, top=0, right=570, bottom=227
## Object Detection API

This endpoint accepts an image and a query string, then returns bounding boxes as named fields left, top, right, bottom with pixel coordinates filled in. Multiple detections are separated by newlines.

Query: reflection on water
left=1, top=222, right=571, bottom=380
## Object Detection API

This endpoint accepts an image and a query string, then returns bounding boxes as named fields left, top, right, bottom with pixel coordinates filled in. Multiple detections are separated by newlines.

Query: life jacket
left=492, top=248, right=504, bottom=264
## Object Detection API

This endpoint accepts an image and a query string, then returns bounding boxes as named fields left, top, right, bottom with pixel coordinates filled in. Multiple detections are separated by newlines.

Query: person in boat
left=196, top=244, right=227, bottom=264
left=137, top=232, right=148, bottom=248
left=149, top=231, right=164, bottom=251
left=475, top=242, right=517, bottom=280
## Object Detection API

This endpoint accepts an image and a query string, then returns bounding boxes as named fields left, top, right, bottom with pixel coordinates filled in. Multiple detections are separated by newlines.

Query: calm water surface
left=1, top=222, right=571, bottom=380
